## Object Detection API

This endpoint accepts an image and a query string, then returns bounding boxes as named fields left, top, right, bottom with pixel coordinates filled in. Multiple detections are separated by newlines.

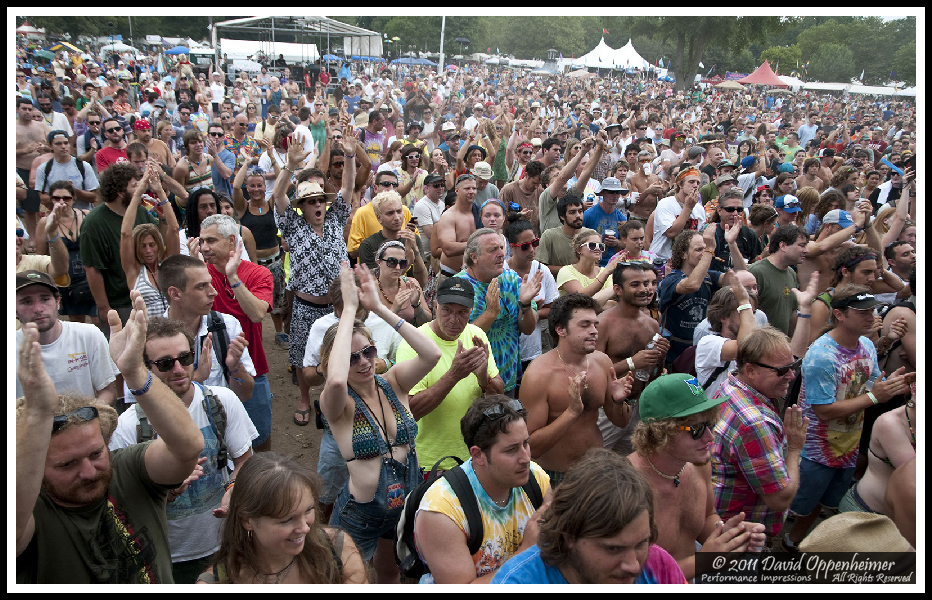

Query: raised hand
left=884, top=316, right=908, bottom=343
left=519, top=271, right=543, bottom=306
left=187, top=236, right=204, bottom=262
left=192, top=334, right=213, bottom=383
left=783, top=405, right=809, bottom=453
left=723, top=222, right=741, bottom=245
left=286, top=132, right=312, bottom=168
left=484, top=279, right=501, bottom=316
left=609, top=370, right=634, bottom=405
left=224, top=332, right=249, bottom=370
left=791, top=270, right=819, bottom=309
left=224, top=239, right=244, bottom=281
left=17, top=323, right=58, bottom=412
left=108, top=292, right=149, bottom=378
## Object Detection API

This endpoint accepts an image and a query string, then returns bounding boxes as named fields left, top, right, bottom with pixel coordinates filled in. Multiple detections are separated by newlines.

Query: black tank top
left=240, top=203, right=279, bottom=250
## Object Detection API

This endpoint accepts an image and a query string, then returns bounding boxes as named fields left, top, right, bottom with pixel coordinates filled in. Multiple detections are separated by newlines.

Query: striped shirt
left=711, top=373, right=791, bottom=538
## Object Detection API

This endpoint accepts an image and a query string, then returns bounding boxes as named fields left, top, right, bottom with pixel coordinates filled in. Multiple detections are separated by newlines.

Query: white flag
left=860, top=69, right=865, bottom=81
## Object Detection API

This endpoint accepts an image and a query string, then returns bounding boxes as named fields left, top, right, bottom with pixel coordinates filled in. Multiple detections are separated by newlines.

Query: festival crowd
left=15, top=35, right=917, bottom=585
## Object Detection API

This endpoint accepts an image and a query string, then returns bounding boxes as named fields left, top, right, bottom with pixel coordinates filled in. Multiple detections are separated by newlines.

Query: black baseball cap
left=831, top=292, right=884, bottom=311
left=435, top=277, right=474, bottom=307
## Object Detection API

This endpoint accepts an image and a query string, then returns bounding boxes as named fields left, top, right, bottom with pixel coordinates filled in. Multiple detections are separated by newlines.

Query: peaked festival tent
left=579, top=37, right=617, bottom=69
left=737, top=60, right=788, bottom=87
left=612, top=39, right=650, bottom=70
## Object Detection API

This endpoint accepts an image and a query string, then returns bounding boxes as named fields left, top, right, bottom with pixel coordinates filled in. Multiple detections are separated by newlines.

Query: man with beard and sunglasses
left=108, top=316, right=257, bottom=583
left=629, top=375, right=766, bottom=581
left=16, top=293, right=205, bottom=583
left=710, top=326, right=811, bottom=546
left=95, top=116, right=129, bottom=173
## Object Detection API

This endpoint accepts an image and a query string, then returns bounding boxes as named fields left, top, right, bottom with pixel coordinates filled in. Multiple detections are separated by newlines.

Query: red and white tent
left=737, top=60, right=788, bottom=87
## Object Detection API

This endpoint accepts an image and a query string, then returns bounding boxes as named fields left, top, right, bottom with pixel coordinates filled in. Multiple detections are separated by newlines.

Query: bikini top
left=344, top=375, right=417, bottom=462
left=868, top=404, right=916, bottom=468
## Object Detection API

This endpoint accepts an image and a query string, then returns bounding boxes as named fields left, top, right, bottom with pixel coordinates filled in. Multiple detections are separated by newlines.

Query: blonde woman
left=555, top=228, right=618, bottom=308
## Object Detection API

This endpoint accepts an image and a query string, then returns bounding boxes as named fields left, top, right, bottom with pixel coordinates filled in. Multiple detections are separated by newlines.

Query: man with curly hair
left=628, top=374, right=766, bottom=580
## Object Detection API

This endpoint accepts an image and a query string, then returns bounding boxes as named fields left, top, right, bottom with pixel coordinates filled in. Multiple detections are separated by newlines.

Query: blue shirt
left=212, top=149, right=236, bottom=197
left=583, top=203, right=627, bottom=266
left=344, top=94, right=360, bottom=114
left=491, top=544, right=686, bottom=584
left=658, top=269, right=723, bottom=363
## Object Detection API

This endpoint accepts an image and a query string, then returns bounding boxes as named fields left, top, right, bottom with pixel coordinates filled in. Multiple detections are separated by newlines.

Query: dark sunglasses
left=87, top=120, right=101, bottom=125
left=380, top=256, right=409, bottom=270
left=719, top=205, right=742, bottom=213
left=147, top=351, right=196, bottom=373
left=378, top=181, right=399, bottom=188
left=481, top=399, right=525, bottom=422
left=52, top=406, right=100, bottom=434
left=427, top=183, right=445, bottom=189
left=509, top=238, right=540, bottom=251
left=752, top=357, right=802, bottom=377
left=331, top=161, right=345, bottom=167
left=349, top=344, right=378, bottom=367
left=676, top=421, right=715, bottom=440
left=208, top=131, right=224, bottom=137
left=333, top=135, right=343, bottom=140
left=583, top=242, right=606, bottom=252
left=51, top=194, right=74, bottom=201
left=105, top=127, right=122, bottom=133
left=520, top=150, right=533, bottom=155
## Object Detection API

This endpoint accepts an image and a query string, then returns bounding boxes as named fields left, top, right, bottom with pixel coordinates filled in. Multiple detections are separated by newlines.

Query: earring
left=246, top=530, right=252, bottom=540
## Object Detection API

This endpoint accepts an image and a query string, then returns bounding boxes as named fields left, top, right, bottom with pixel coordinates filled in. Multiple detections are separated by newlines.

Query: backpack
left=135, top=382, right=229, bottom=472
left=671, top=344, right=730, bottom=391
left=395, top=455, right=544, bottom=581
left=41, top=158, right=86, bottom=193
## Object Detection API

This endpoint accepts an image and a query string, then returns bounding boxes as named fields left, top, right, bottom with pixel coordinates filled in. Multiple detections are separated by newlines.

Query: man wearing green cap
left=629, top=373, right=765, bottom=580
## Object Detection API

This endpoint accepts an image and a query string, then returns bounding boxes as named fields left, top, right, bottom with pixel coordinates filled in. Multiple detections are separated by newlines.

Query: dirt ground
left=259, top=313, right=324, bottom=470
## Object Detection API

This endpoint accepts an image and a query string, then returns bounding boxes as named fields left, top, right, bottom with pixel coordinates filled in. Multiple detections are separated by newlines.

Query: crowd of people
left=15, top=35, right=918, bottom=585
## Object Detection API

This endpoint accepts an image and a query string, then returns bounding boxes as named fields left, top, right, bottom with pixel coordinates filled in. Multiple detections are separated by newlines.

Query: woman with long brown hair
left=198, top=452, right=368, bottom=584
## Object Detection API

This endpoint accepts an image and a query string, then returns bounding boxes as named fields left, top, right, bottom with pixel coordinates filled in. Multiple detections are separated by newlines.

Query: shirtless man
left=816, top=149, right=837, bottom=188
left=629, top=374, right=766, bottom=580
left=434, top=174, right=478, bottom=281
left=628, top=149, right=664, bottom=195
left=16, top=97, right=51, bottom=243
left=520, top=293, right=634, bottom=485
left=794, top=158, right=823, bottom=193
left=796, top=205, right=869, bottom=293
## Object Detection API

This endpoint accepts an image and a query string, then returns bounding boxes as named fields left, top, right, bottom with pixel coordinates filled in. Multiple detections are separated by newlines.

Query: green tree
left=760, top=44, right=801, bottom=75
left=731, top=48, right=757, bottom=73
left=807, top=43, right=855, bottom=83
left=892, top=40, right=916, bottom=86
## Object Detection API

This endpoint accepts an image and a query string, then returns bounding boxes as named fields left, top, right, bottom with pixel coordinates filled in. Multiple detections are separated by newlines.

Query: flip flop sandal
left=293, top=409, right=310, bottom=426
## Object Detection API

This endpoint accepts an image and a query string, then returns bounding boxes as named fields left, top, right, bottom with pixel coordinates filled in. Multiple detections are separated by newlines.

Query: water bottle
left=635, top=333, right=661, bottom=382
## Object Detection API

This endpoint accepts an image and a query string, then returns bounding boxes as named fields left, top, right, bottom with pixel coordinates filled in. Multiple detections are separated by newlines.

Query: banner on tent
left=725, top=72, right=749, bottom=81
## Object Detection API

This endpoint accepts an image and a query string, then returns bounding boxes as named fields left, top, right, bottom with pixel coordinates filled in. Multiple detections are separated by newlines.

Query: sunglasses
left=333, top=135, right=343, bottom=140
left=349, top=344, right=378, bottom=367
left=583, top=242, right=606, bottom=252
left=331, top=161, right=345, bottom=168
left=51, top=194, right=74, bottom=201
left=208, top=131, right=224, bottom=137
left=480, top=399, right=525, bottom=423
left=52, top=406, right=100, bottom=434
left=676, top=421, right=715, bottom=440
left=380, top=256, right=409, bottom=270
left=719, top=205, right=742, bottom=213
left=509, top=238, right=540, bottom=251
left=105, top=127, right=122, bottom=133
left=87, top=120, right=101, bottom=125
left=427, top=183, right=445, bottom=189
left=520, top=150, right=533, bottom=155
left=752, top=357, right=802, bottom=377
left=378, top=181, right=399, bottom=188
left=407, top=153, right=420, bottom=160
left=147, top=351, right=196, bottom=373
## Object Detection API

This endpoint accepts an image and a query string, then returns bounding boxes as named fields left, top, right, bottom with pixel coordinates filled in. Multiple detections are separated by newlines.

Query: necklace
left=557, top=349, right=589, bottom=391
left=906, top=402, right=915, bottom=448
left=493, top=492, right=511, bottom=507
left=646, top=457, right=687, bottom=487
left=254, top=555, right=297, bottom=584
left=58, top=208, right=78, bottom=240
left=377, top=277, right=398, bottom=306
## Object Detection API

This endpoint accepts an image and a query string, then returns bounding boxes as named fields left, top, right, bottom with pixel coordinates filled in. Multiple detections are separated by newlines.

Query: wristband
left=394, top=317, right=405, bottom=331
left=128, top=371, right=154, bottom=397
left=796, top=312, right=811, bottom=318
left=344, top=153, right=356, bottom=159
left=46, top=235, right=61, bottom=244
left=866, top=391, right=878, bottom=405
left=224, top=479, right=236, bottom=492
left=519, top=301, right=532, bottom=309
left=736, top=303, right=753, bottom=312
left=626, top=357, right=636, bottom=373
left=156, top=199, right=170, bottom=207
left=704, top=249, right=715, bottom=255
left=230, top=281, right=244, bottom=290
left=282, top=165, right=295, bottom=174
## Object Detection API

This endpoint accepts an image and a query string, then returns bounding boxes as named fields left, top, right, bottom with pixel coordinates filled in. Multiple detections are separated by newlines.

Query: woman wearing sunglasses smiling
left=319, top=262, right=441, bottom=583
left=555, top=228, right=619, bottom=309
left=373, top=240, right=431, bottom=326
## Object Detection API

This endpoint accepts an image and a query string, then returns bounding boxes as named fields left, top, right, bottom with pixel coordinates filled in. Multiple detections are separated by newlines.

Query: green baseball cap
left=639, top=374, right=727, bottom=422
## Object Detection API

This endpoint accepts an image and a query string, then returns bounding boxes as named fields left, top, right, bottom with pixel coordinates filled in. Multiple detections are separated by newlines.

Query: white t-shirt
left=34, top=157, right=99, bottom=194
left=210, top=82, right=226, bottom=103
left=257, top=149, right=287, bottom=199
left=413, top=195, right=445, bottom=253
left=41, top=111, right=73, bottom=137
left=303, top=311, right=403, bottom=368
left=15, top=321, right=119, bottom=399
left=649, top=196, right=707, bottom=260
left=657, top=148, right=685, bottom=180
left=695, top=334, right=737, bottom=395
left=509, top=260, right=559, bottom=362
left=693, top=310, right=769, bottom=345
left=108, top=384, right=258, bottom=561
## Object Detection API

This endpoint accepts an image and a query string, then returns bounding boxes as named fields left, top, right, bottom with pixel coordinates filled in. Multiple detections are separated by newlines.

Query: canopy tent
left=165, top=46, right=190, bottom=55
left=737, top=60, right=787, bottom=87
left=390, top=57, right=418, bottom=65
left=230, top=59, right=263, bottom=73
left=321, top=54, right=342, bottom=62
left=46, top=41, right=84, bottom=54
left=32, top=49, right=55, bottom=60
left=777, top=75, right=804, bottom=90
left=715, top=80, right=746, bottom=90
left=350, top=55, right=383, bottom=62
left=214, top=16, right=381, bottom=65
left=99, top=42, right=143, bottom=58
left=220, top=38, right=319, bottom=63
left=578, top=37, right=617, bottom=69
left=16, top=21, right=46, bottom=38
left=612, top=39, right=650, bottom=70
left=567, top=69, right=596, bottom=79
left=188, top=45, right=215, bottom=56
left=799, top=81, right=850, bottom=91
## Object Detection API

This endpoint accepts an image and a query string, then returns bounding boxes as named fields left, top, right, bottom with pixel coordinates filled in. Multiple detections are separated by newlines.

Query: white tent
left=778, top=75, right=805, bottom=91
left=219, top=38, right=318, bottom=63
left=579, top=37, right=618, bottom=69
left=612, top=39, right=650, bottom=70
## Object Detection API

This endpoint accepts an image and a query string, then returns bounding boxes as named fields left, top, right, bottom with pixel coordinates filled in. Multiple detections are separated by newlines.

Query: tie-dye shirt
left=416, top=459, right=550, bottom=583
left=455, top=269, right=523, bottom=392
left=799, top=334, right=880, bottom=469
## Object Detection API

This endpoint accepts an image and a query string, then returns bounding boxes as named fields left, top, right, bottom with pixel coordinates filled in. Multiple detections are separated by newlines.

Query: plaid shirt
left=711, top=373, right=791, bottom=538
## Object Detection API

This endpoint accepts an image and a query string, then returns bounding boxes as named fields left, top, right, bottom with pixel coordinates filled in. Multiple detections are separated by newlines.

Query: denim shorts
left=317, top=428, right=349, bottom=505
left=789, top=456, right=855, bottom=515
left=243, top=374, right=272, bottom=447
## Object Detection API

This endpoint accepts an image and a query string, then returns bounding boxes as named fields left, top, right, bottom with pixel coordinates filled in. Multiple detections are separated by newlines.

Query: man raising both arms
left=520, top=293, right=634, bottom=486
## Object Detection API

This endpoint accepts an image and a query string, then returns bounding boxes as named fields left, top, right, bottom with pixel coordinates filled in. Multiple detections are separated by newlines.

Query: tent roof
left=219, top=38, right=319, bottom=63
left=737, top=60, right=787, bottom=87
left=612, top=39, right=649, bottom=70
left=214, top=16, right=378, bottom=38
left=579, top=37, right=617, bottom=69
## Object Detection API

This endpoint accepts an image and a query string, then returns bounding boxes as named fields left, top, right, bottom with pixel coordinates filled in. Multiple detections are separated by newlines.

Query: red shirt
left=207, top=261, right=273, bottom=376
left=95, top=146, right=129, bottom=173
